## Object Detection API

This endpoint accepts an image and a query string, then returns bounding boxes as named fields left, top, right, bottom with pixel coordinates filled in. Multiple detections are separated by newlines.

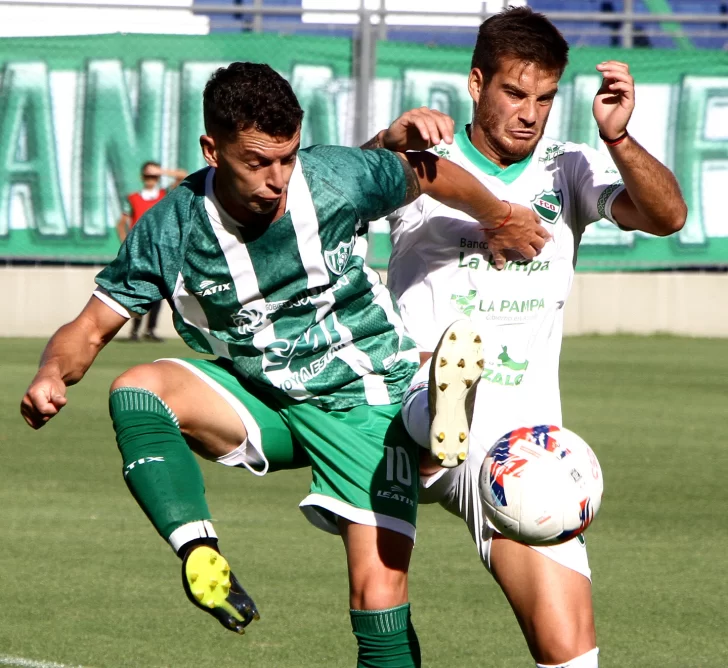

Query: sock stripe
left=110, top=387, right=180, bottom=426
left=350, top=603, right=410, bottom=635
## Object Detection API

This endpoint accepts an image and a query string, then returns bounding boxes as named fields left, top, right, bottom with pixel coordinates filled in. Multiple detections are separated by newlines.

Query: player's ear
left=468, top=68, right=484, bottom=104
left=199, top=135, right=218, bottom=168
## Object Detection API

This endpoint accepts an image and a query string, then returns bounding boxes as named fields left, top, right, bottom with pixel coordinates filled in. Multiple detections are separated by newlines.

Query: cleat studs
left=437, top=452, right=446, bottom=460
left=436, top=432, right=445, bottom=442
left=194, top=590, right=205, bottom=601
left=477, top=359, right=484, bottom=369
left=438, top=382, right=448, bottom=391
left=474, top=335, right=482, bottom=343
left=439, top=357, right=447, bottom=367
left=253, top=612, right=261, bottom=621
left=458, top=359, right=465, bottom=368
left=458, top=452, right=467, bottom=461
left=207, top=600, right=216, bottom=609
left=449, top=332, right=457, bottom=341
left=464, top=378, right=473, bottom=388
left=459, top=432, right=466, bottom=442
left=222, top=567, right=230, bottom=576
left=209, top=579, right=218, bottom=590
left=209, top=554, right=217, bottom=565
left=189, top=572, right=198, bottom=583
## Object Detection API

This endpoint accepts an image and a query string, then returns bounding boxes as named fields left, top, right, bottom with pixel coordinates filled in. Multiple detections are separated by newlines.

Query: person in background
left=116, top=161, right=187, bottom=341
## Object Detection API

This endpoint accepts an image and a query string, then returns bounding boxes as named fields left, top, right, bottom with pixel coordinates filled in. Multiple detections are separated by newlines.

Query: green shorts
left=161, top=357, right=419, bottom=541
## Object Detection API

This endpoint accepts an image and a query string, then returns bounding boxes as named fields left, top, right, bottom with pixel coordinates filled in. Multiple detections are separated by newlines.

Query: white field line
left=0, top=656, right=87, bottom=668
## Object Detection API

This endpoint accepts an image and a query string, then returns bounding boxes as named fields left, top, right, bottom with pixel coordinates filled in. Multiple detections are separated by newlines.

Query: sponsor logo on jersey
left=450, top=289, right=478, bottom=317
left=233, top=307, right=265, bottom=335
left=497, top=345, right=529, bottom=371
left=538, top=143, right=565, bottom=164
left=264, top=313, right=347, bottom=392
left=195, top=280, right=232, bottom=297
left=324, top=238, right=355, bottom=275
left=434, top=145, right=451, bottom=159
left=531, top=189, right=563, bottom=224
left=457, top=248, right=550, bottom=275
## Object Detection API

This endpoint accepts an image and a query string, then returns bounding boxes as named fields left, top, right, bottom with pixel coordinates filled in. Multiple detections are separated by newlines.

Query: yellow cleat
left=182, top=545, right=260, bottom=635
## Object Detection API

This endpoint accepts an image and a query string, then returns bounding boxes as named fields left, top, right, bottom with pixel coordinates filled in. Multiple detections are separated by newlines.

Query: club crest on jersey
left=324, top=238, right=354, bottom=276
left=531, top=189, right=563, bottom=224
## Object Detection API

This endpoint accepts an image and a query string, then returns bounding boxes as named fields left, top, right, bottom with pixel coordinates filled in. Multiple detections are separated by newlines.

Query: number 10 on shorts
left=385, top=446, right=413, bottom=486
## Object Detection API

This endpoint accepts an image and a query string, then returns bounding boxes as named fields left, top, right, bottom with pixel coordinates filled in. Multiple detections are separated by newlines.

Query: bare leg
left=490, top=535, right=596, bottom=665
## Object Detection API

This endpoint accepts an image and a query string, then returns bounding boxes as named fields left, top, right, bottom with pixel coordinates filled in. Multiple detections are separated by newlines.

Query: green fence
left=1, top=33, right=727, bottom=269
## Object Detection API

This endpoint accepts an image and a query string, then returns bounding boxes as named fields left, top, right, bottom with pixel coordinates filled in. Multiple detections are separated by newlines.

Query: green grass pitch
left=2, top=336, right=727, bottom=667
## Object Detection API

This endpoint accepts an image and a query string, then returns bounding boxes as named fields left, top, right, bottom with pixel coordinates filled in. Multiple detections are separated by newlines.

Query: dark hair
left=471, top=7, right=569, bottom=84
left=141, top=161, right=160, bottom=173
left=203, top=62, right=304, bottom=139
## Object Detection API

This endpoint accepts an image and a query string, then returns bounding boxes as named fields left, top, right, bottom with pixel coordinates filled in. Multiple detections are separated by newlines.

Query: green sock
left=350, top=604, right=421, bottom=668
left=109, top=387, right=212, bottom=546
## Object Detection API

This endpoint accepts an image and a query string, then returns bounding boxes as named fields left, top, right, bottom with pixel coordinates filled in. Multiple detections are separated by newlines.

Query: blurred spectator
left=116, top=162, right=187, bottom=342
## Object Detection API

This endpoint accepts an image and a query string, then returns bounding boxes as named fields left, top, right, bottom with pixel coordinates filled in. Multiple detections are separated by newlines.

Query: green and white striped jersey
left=95, top=145, right=419, bottom=410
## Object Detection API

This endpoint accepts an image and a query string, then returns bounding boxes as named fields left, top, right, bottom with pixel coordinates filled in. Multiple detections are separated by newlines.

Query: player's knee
left=110, top=363, right=166, bottom=396
left=531, top=619, right=596, bottom=665
left=349, top=570, right=408, bottom=610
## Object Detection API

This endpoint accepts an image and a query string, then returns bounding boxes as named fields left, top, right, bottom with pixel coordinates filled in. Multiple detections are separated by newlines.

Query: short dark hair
left=203, top=62, right=304, bottom=139
left=471, top=7, right=569, bottom=84
left=141, top=161, right=160, bottom=174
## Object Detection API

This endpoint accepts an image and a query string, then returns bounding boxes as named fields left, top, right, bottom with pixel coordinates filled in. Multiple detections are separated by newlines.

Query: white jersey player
left=365, top=7, right=687, bottom=668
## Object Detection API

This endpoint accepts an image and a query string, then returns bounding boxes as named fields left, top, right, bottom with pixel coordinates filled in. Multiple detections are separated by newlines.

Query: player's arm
left=161, top=167, right=188, bottom=190
left=116, top=212, right=131, bottom=242
left=593, top=61, right=686, bottom=236
left=363, top=108, right=550, bottom=267
left=21, top=296, right=127, bottom=429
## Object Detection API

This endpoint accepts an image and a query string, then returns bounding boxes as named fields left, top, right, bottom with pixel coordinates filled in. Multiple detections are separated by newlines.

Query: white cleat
left=428, top=320, right=484, bottom=468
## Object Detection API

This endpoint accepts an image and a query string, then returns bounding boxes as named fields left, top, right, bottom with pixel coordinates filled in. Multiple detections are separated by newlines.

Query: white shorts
left=420, top=443, right=592, bottom=580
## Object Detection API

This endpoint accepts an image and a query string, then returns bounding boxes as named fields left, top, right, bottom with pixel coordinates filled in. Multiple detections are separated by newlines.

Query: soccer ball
left=479, top=425, right=603, bottom=546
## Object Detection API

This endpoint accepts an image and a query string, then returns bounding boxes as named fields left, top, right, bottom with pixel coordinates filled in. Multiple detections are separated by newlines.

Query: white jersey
left=388, top=128, right=626, bottom=449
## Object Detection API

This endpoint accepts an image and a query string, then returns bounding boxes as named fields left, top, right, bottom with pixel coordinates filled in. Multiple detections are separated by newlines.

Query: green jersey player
left=20, top=62, right=546, bottom=667
left=370, top=8, right=687, bottom=668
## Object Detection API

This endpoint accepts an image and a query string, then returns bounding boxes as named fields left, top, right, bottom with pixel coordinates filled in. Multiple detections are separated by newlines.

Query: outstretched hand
left=593, top=61, right=635, bottom=140
left=380, top=107, right=455, bottom=152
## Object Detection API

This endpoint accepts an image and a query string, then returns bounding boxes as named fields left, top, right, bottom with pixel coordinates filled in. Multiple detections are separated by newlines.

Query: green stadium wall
left=1, top=33, right=727, bottom=270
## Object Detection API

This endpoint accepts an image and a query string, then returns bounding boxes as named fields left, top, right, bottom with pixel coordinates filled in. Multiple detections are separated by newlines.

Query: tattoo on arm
left=360, top=132, right=384, bottom=150
left=396, top=153, right=422, bottom=204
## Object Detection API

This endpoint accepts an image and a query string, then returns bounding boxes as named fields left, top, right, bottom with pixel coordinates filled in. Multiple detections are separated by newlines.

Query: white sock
left=537, top=647, right=599, bottom=668
left=168, top=520, right=217, bottom=554
left=401, top=359, right=432, bottom=449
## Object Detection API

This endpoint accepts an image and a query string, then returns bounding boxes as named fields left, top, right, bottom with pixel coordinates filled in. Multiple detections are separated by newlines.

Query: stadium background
left=1, top=3, right=727, bottom=668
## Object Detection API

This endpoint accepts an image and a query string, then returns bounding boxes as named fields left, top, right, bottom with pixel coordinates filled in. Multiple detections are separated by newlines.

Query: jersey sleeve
left=94, top=209, right=182, bottom=317
left=305, top=145, right=407, bottom=221
left=571, top=144, right=626, bottom=231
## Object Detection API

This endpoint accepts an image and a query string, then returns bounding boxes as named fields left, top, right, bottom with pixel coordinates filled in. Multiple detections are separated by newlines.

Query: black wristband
left=599, top=129, right=629, bottom=146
